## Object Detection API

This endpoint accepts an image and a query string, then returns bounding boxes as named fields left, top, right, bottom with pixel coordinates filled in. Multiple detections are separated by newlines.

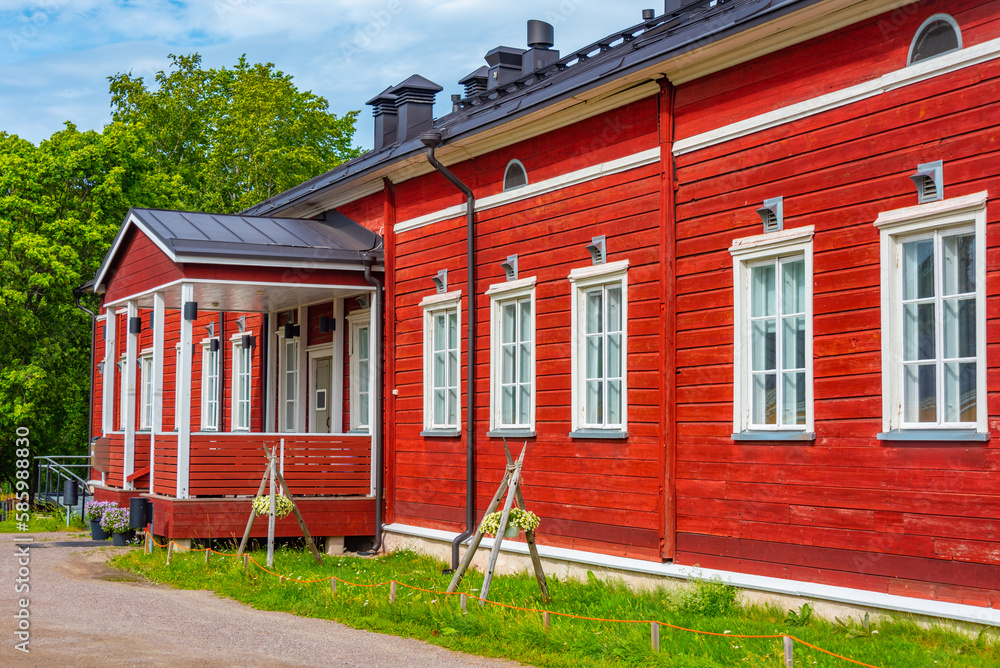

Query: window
left=487, top=277, right=536, bottom=434
left=118, top=356, right=127, bottom=431
left=570, top=260, right=628, bottom=437
left=348, top=309, right=372, bottom=431
left=731, top=226, right=814, bottom=439
left=503, top=160, right=528, bottom=192
left=876, top=192, right=987, bottom=439
left=139, top=351, right=153, bottom=431
left=421, top=291, right=461, bottom=434
left=908, top=14, right=961, bottom=65
left=201, top=341, right=220, bottom=431
left=282, top=337, right=299, bottom=432
left=232, top=336, right=252, bottom=432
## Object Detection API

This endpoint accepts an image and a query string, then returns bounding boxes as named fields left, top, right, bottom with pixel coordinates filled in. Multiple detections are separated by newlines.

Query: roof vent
left=365, top=87, right=397, bottom=151
left=392, top=75, right=443, bottom=144
left=586, top=236, right=607, bottom=266
left=501, top=255, right=518, bottom=282
left=910, top=160, right=944, bottom=203
left=642, top=9, right=656, bottom=21
left=485, top=46, right=526, bottom=90
left=523, top=20, right=560, bottom=75
left=756, top=197, right=784, bottom=233
left=459, top=66, right=489, bottom=98
left=432, top=269, right=448, bottom=294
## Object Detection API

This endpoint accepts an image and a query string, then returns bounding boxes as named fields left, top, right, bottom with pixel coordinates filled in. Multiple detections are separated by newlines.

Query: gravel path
left=1, top=532, right=526, bottom=667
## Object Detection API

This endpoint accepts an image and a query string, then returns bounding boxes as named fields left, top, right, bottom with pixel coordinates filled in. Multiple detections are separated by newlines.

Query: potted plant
left=100, top=506, right=132, bottom=546
left=85, top=501, right=116, bottom=540
left=252, top=493, right=294, bottom=519
left=479, top=507, right=540, bottom=538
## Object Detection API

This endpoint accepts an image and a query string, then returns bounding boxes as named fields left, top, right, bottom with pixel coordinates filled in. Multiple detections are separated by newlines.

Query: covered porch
left=90, top=208, right=383, bottom=542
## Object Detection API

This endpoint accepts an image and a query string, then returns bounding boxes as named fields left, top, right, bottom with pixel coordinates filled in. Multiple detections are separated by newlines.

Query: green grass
left=0, top=509, right=86, bottom=533
left=110, top=544, right=1000, bottom=668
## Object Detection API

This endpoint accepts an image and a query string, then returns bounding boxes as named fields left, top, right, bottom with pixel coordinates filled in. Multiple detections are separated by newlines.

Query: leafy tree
left=109, top=53, right=362, bottom=213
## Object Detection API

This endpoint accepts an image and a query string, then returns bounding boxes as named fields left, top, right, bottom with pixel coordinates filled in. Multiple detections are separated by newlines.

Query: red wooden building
left=90, top=0, right=1000, bottom=625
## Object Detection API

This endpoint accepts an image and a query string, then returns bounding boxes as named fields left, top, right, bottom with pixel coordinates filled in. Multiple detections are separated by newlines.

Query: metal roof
left=93, top=207, right=382, bottom=290
left=243, top=0, right=823, bottom=218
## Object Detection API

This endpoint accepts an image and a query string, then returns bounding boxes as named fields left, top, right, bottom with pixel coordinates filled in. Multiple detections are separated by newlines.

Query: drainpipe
left=419, top=130, right=476, bottom=570
left=218, top=311, right=225, bottom=431
left=73, top=284, right=97, bottom=464
left=360, top=252, right=385, bottom=554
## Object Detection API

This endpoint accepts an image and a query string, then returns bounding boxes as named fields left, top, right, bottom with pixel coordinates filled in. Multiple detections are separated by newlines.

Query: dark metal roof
left=243, top=0, right=823, bottom=218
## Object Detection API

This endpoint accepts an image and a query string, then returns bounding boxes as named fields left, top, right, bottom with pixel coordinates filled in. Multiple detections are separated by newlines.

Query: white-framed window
left=139, top=350, right=154, bottom=431
left=421, top=291, right=461, bottom=433
left=908, top=14, right=961, bottom=66
left=348, top=309, right=372, bottom=432
left=280, top=335, right=299, bottom=432
left=875, top=192, right=987, bottom=438
left=730, top=227, right=814, bottom=438
left=503, top=159, right=528, bottom=192
left=487, top=277, right=536, bottom=433
left=118, top=355, right=127, bottom=431
left=201, top=340, right=220, bottom=431
left=569, top=260, right=628, bottom=436
left=232, top=334, right=252, bottom=432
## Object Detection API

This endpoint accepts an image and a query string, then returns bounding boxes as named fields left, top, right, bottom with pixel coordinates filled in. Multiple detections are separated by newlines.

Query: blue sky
left=0, top=1, right=656, bottom=150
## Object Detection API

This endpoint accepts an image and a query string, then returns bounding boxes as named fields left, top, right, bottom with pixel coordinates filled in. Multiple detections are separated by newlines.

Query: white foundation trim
left=383, top=523, right=1000, bottom=627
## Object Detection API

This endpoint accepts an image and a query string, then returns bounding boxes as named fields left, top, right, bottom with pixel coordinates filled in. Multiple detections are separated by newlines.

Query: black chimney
left=485, top=46, right=526, bottom=90
left=459, top=66, right=489, bottom=98
left=365, top=87, right=398, bottom=151
left=523, top=20, right=559, bottom=74
left=392, top=75, right=443, bottom=144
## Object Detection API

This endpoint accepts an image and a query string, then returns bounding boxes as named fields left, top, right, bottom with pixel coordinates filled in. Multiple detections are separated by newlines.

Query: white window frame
left=569, top=260, right=629, bottom=437
left=348, top=309, right=372, bottom=432
left=487, top=276, right=537, bottom=434
left=421, top=290, right=462, bottom=434
left=231, top=333, right=253, bottom=432
left=200, top=339, right=220, bottom=431
left=875, top=191, right=988, bottom=438
left=139, top=350, right=154, bottom=431
left=730, top=226, right=815, bottom=439
left=279, top=334, right=300, bottom=433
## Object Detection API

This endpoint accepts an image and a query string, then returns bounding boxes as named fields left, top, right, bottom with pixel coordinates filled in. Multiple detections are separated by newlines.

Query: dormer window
left=503, top=160, right=528, bottom=192
left=908, top=14, right=961, bottom=65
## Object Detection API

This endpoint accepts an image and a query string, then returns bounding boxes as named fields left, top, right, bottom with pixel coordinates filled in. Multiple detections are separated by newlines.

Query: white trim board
left=674, top=36, right=1000, bottom=156
left=384, top=523, right=1000, bottom=627
left=394, top=148, right=660, bottom=235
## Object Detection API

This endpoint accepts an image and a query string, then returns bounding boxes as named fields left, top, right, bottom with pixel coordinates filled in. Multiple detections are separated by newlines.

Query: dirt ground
left=0, top=532, right=526, bottom=667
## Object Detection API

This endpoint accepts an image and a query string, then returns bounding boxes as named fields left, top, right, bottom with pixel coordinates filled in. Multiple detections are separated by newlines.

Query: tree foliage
left=1, top=54, right=361, bottom=489
left=109, top=53, right=362, bottom=213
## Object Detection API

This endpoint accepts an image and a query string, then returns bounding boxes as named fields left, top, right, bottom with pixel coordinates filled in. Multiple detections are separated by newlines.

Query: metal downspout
left=360, top=253, right=385, bottom=554
left=419, top=130, right=476, bottom=570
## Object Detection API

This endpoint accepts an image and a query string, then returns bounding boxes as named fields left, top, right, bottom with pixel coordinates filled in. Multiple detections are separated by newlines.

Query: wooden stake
left=204, top=548, right=211, bottom=565
left=331, top=578, right=337, bottom=595
left=651, top=622, right=660, bottom=652
left=460, top=593, right=467, bottom=614
left=783, top=636, right=794, bottom=668
left=543, top=611, right=551, bottom=631
left=279, top=576, right=284, bottom=585
left=267, top=453, right=276, bottom=568
left=389, top=581, right=397, bottom=603
left=166, top=541, right=174, bottom=565
left=243, top=553, right=249, bottom=575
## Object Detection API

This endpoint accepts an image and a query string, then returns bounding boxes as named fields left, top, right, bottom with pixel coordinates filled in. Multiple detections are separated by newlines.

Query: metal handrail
left=34, top=456, right=92, bottom=525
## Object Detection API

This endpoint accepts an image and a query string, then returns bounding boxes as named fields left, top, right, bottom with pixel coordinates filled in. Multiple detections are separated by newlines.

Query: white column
left=265, top=311, right=277, bottom=433
left=176, top=283, right=194, bottom=499
left=150, top=291, right=166, bottom=492
left=123, top=300, right=139, bottom=490
left=296, top=306, right=308, bottom=433
left=368, top=294, right=378, bottom=496
left=102, top=306, right=117, bottom=437
left=330, top=299, right=345, bottom=434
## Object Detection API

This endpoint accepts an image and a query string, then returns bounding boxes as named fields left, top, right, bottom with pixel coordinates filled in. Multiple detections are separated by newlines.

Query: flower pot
left=112, top=531, right=132, bottom=547
left=503, top=523, right=520, bottom=538
left=91, top=520, right=109, bottom=541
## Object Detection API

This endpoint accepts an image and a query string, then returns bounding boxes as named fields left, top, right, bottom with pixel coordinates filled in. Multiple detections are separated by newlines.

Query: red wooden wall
left=671, top=0, right=1000, bottom=606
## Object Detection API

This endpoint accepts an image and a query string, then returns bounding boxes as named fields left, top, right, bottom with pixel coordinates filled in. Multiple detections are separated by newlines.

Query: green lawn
left=111, top=543, right=999, bottom=668
left=0, top=509, right=86, bottom=533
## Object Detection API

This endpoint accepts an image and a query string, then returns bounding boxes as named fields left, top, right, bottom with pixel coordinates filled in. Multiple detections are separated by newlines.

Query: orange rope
left=142, top=530, right=881, bottom=667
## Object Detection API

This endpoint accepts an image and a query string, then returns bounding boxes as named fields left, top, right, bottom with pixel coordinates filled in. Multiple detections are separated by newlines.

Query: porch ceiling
left=129, top=280, right=373, bottom=313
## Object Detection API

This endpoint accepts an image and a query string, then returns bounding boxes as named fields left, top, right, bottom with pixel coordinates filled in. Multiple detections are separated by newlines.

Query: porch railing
left=188, top=433, right=371, bottom=497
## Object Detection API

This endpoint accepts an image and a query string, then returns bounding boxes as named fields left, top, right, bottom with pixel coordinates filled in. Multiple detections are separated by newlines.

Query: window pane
left=752, top=373, right=776, bottom=425
left=501, top=345, right=515, bottom=384
left=751, top=319, right=776, bottom=371
left=434, top=314, right=445, bottom=352
left=782, top=371, right=806, bottom=425
left=943, top=361, right=977, bottom=423
left=448, top=312, right=458, bottom=349
left=433, top=351, right=445, bottom=387
left=586, top=292, right=602, bottom=334
left=903, top=302, right=935, bottom=361
left=519, top=342, right=531, bottom=383
left=586, top=380, right=603, bottom=424
left=502, top=304, right=516, bottom=344
left=519, top=300, right=531, bottom=342
left=607, top=333, right=621, bottom=378
left=359, top=327, right=369, bottom=359
left=943, top=233, right=975, bottom=295
left=448, top=351, right=459, bottom=386
left=782, top=260, right=805, bottom=314
left=903, top=239, right=934, bottom=300
left=359, top=360, right=369, bottom=392
left=751, top=265, right=775, bottom=317
left=586, top=335, right=603, bottom=379
left=607, top=380, right=621, bottom=426
left=448, top=389, right=458, bottom=424
left=903, top=363, right=936, bottom=423
left=501, top=386, right=515, bottom=424
left=519, top=385, right=530, bottom=425
left=782, top=315, right=805, bottom=370
left=607, top=287, right=622, bottom=332
left=434, top=389, right=445, bottom=424
left=943, top=297, right=976, bottom=360
left=358, top=394, right=369, bottom=425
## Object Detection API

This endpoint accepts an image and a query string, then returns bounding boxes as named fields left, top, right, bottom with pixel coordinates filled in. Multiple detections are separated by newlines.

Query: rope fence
left=143, top=530, right=881, bottom=668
